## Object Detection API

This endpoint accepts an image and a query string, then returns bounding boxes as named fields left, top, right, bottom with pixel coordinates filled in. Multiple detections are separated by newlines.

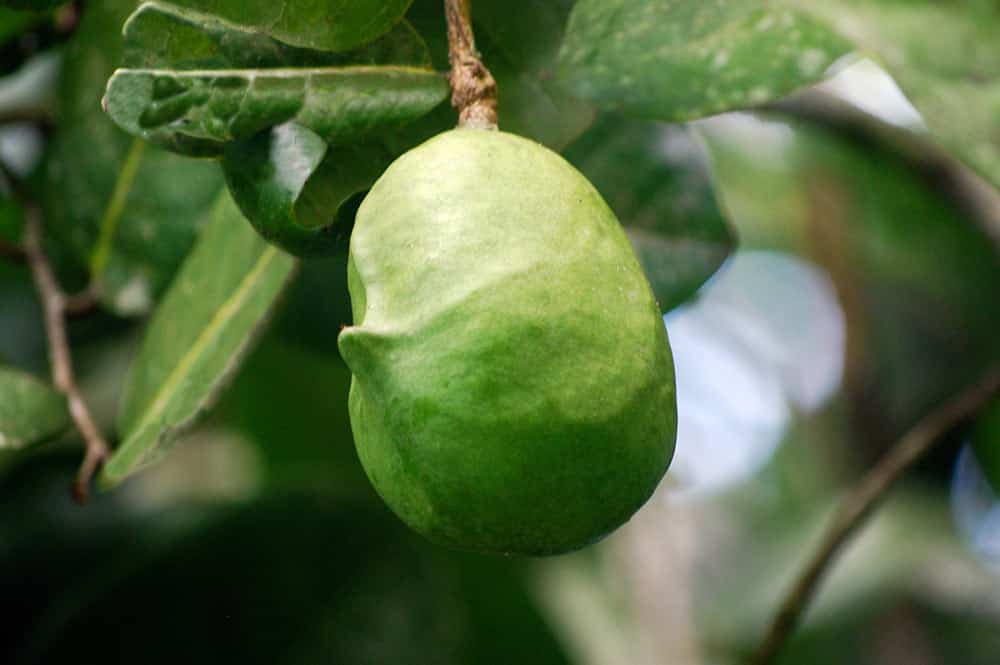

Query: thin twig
left=23, top=207, right=109, bottom=504
left=64, top=285, right=100, bottom=318
left=750, top=368, right=1000, bottom=665
left=445, top=0, right=498, bottom=129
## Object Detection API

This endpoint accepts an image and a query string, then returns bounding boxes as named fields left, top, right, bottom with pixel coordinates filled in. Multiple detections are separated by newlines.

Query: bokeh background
left=1, top=2, right=999, bottom=664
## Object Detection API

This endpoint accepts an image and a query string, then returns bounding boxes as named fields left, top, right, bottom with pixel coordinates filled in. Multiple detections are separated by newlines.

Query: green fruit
left=339, top=128, right=676, bottom=556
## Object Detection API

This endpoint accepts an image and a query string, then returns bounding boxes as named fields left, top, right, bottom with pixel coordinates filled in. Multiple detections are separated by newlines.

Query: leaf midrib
left=113, top=64, right=442, bottom=77
left=110, top=245, right=282, bottom=476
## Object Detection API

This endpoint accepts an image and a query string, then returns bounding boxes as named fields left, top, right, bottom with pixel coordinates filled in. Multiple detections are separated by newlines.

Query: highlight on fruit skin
left=339, top=128, right=677, bottom=556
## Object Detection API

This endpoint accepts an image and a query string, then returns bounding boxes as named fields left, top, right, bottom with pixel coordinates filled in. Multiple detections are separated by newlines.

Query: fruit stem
left=445, top=0, right=498, bottom=130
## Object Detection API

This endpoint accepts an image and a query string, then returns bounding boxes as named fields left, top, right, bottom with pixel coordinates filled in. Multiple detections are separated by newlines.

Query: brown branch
left=445, top=0, right=498, bottom=129
left=766, top=90, right=1000, bottom=251
left=23, top=207, right=109, bottom=504
left=749, top=368, right=1000, bottom=665
left=0, top=108, right=55, bottom=129
left=64, top=285, right=100, bottom=318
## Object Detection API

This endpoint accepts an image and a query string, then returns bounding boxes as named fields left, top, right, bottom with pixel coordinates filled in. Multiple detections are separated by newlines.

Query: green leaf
left=46, top=0, right=223, bottom=316
left=0, top=1, right=65, bottom=10
left=158, top=0, right=413, bottom=53
left=972, top=400, right=1000, bottom=493
left=0, top=7, right=40, bottom=44
left=0, top=192, right=23, bottom=244
left=0, top=366, right=68, bottom=452
left=473, top=0, right=594, bottom=149
left=124, top=3, right=432, bottom=71
left=557, top=0, right=851, bottom=121
left=21, top=495, right=471, bottom=665
left=790, top=0, right=1000, bottom=190
left=103, top=65, right=448, bottom=157
left=103, top=192, right=297, bottom=487
left=564, top=115, right=735, bottom=311
left=703, top=112, right=1000, bottom=434
left=108, top=1, right=444, bottom=158
left=405, top=0, right=593, bottom=150
left=223, top=122, right=392, bottom=257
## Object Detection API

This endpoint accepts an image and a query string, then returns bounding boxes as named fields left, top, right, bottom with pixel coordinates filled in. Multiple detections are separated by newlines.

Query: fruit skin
left=339, top=128, right=676, bottom=556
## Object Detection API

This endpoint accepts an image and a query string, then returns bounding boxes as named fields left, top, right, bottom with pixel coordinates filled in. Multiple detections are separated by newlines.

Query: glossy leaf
left=0, top=366, right=68, bottom=452
left=405, top=0, right=593, bottom=150
left=45, top=0, right=223, bottom=316
left=103, top=192, right=297, bottom=487
left=223, top=122, right=392, bottom=257
left=558, top=0, right=851, bottom=121
left=123, top=2, right=431, bottom=71
left=564, top=115, right=734, bottom=311
left=474, top=0, right=593, bottom=149
left=158, top=0, right=413, bottom=53
left=791, top=0, right=1000, bottom=189
left=103, top=65, right=448, bottom=157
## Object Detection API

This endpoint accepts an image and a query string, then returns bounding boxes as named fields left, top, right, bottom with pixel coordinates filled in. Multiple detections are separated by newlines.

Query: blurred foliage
left=792, top=0, right=1000, bottom=189
left=775, top=594, right=1000, bottom=665
left=972, top=401, right=1000, bottom=492
left=104, top=192, right=297, bottom=487
left=0, top=364, right=68, bottom=450
left=702, top=112, right=1000, bottom=445
left=45, top=0, right=223, bottom=316
left=0, top=1, right=998, bottom=664
left=1, top=450, right=571, bottom=665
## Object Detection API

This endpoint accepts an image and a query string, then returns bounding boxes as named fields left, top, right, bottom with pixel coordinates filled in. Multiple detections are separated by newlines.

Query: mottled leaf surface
left=791, top=0, right=1000, bottom=189
left=155, top=0, right=412, bottom=53
left=106, top=2, right=443, bottom=157
left=104, top=65, right=447, bottom=157
left=46, top=0, right=223, bottom=316
left=564, top=115, right=734, bottom=311
left=223, top=122, right=392, bottom=257
left=104, top=192, right=296, bottom=486
left=558, top=0, right=851, bottom=121
left=0, top=366, right=68, bottom=451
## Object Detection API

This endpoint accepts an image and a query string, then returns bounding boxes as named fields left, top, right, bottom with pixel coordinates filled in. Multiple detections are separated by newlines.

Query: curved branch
left=23, top=208, right=109, bottom=504
left=767, top=90, right=1000, bottom=251
left=750, top=368, right=1000, bottom=665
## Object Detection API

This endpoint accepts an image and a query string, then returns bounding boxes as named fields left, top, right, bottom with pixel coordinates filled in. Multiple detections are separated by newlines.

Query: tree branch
left=750, top=368, right=1000, bottom=665
left=767, top=90, right=1000, bottom=251
left=445, top=0, right=498, bottom=129
left=23, top=207, right=109, bottom=504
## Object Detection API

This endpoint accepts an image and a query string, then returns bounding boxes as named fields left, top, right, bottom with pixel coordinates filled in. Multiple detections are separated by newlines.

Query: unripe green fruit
left=339, top=128, right=677, bottom=556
